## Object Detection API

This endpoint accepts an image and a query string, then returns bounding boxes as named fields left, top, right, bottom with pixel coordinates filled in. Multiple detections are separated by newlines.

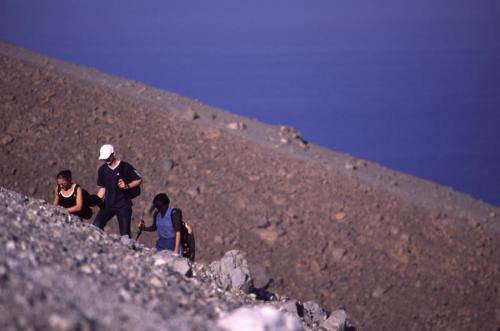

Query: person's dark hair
left=153, top=193, right=170, bottom=207
left=149, top=193, right=170, bottom=214
left=56, top=170, right=72, bottom=181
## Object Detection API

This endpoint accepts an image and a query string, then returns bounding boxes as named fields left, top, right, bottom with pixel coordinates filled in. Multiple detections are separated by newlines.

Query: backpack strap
left=169, top=207, right=178, bottom=222
left=117, top=161, right=125, bottom=181
left=72, top=184, right=77, bottom=196
left=118, top=161, right=132, bottom=182
left=170, top=208, right=186, bottom=228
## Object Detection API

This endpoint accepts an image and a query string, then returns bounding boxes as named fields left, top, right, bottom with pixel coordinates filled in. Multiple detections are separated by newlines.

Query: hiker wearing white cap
left=94, top=144, right=142, bottom=237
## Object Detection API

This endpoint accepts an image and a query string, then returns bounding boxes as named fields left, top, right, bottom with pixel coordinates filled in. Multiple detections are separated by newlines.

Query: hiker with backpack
left=138, top=193, right=195, bottom=261
left=53, top=170, right=102, bottom=219
left=93, top=144, right=142, bottom=238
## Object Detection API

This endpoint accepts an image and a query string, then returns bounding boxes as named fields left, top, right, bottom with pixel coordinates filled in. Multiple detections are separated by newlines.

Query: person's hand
left=117, top=179, right=127, bottom=189
left=138, top=219, right=145, bottom=231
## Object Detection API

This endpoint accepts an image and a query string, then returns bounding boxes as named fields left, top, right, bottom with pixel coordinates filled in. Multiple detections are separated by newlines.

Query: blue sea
left=1, top=1, right=499, bottom=205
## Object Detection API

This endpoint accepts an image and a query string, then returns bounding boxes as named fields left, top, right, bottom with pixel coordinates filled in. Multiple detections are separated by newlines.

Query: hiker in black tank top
left=53, top=170, right=93, bottom=219
left=57, top=183, right=79, bottom=208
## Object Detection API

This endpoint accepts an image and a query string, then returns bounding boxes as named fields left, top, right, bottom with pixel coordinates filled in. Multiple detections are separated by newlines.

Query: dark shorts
left=93, top=205, right=132, bottom=237
left=74, top=207, right=93, bottom=220
left=74, top=194, right=103, bottom=220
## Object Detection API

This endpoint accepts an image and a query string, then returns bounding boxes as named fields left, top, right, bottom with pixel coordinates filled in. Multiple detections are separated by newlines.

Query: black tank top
left=58, top=184, right=79, bottom=208
left=57, top=184, right=93, bottom=219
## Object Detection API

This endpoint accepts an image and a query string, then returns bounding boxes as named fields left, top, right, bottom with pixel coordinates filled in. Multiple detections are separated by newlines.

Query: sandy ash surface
left=0, top=43, right=499, bottom=331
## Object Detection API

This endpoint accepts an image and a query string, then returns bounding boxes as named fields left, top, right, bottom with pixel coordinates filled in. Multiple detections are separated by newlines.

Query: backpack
left=79, top=186, right=105, bottom=219
left=118, top=161, right=141, bottom=199
left=171, top=208, right=196, bottom=262
left=79, top=187, right=94, bottom=219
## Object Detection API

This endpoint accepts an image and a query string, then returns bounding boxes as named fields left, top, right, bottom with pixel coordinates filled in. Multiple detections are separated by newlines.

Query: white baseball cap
left=99, top=144, right=114, bottom=160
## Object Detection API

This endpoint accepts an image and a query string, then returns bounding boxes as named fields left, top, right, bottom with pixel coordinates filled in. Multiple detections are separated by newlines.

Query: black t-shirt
left=97, top=160, right=141, bottom=209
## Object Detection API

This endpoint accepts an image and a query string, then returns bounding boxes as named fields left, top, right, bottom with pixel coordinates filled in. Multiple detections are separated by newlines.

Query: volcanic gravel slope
left=0, top=186, right=323, bottom=331
left=1, top=43, right=499, bottom=330
left=0, top=187, right=229, bottom=331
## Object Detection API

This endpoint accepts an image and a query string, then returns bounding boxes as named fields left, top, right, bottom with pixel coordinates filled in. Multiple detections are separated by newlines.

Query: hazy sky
left=1, top=1, right=498, bottom=51
left=1, top=1, right=499, bottom=205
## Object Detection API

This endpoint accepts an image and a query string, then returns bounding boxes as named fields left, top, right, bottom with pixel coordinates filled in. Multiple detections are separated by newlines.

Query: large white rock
left=153, top=250, right=192, bottom=277
left=320, top=309, right=347, bottom=331
left=302, top=300, right=327, bottom=326
left=209, top=250, right=253, bottom=293
left=218, top=306, right=303, bottom=331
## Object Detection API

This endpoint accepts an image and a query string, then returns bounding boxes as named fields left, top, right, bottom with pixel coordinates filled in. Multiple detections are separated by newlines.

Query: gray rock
left=344, top=162, right=357, bottom=170
left=279, top=126, right=307, bottom=146
left=0, top=135, right=14, bottom=145
left=164, top=159, right=175, bottom=171
left=79, top=264, right=93, bottom=275
left=277, top=300, right=302, bottom=317
left=184, top=108, right=199, bottom=120
left=371, top=285, right=386, bottom=298
left=48, top=313, right=80, bottom=331
left=227, top=122, right=246, bottom=130
left=118, top=288, right=132, bottom=302
left=148, top=276, right=163, bottom=288
left=210, top=250, right=253, bottom=293
left=302, top=300, right=327, bottom=326
left=250, top=263, right=272, bottom=289
left=186, top=186, right=201, bottom=197
left=331, top=248, right=347, bottom=262
left=153, top=250, right=193, bottom=277
left=320, top=310, right=347, bottom=331
left=257, top=218, right=270, bottom=229
left=218, top=306, right=303, bottom=331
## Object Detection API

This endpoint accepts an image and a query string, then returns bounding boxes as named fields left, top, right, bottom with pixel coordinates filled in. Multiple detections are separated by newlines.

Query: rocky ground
left=0, top=186, right=351, bottom=331
left=0, top=42, right=499, bottom=330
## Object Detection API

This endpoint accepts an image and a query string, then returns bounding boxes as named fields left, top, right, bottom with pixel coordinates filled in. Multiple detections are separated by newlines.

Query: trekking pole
left=135, top=219, right=145, bottom=240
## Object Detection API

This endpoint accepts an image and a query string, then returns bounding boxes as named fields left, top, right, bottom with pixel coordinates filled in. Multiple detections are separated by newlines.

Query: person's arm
left=119, top=178, right=142, bottom=190
left=53, top=186, right=59, bottom=206
left=96, top=166, right=105, bottom=200
left=118, top=162, right=142, bottom=189
left=172, top=209, right=183, bottom=255
left=185, top=223, right=193, bottom=234
left=97, top=186, right=105, bottom=200
left=67, top=186, right=83, bottom=213
left=174, top=231, right=181, bottom=256
left=142, top=211, right=158, bottom=232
